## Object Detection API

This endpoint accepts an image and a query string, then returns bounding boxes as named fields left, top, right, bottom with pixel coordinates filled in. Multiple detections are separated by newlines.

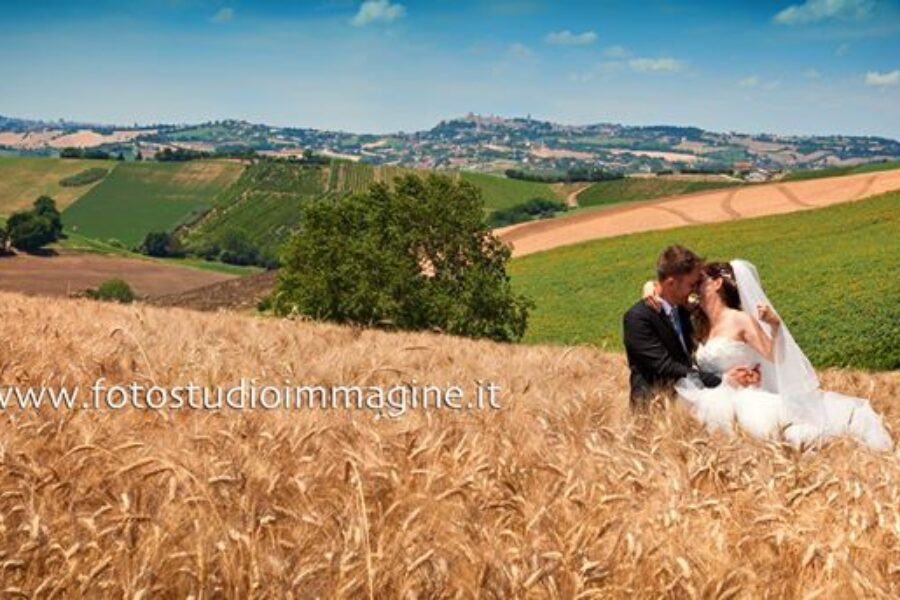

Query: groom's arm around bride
left=622, top=245, right=757, bottom=411
left=623, top=298, right=721, bottom=409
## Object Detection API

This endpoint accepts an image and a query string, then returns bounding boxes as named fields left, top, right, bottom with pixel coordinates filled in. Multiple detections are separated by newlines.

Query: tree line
left=504, top=167, right=624, bottom=183
left=2, top=196, right=64, bottom=254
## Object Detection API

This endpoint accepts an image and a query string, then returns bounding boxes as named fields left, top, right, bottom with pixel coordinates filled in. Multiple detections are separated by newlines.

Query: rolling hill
left=0, top=157, right=116, bottom=214
left=62, top=160, right=244, bottom=247
left=458, top=172, right=562, bottom=211
left=498, top=167, right=900, bottom=256
left=575, top=176, right=742, bottom=209
left=5, top=112, right=900, bottom=175
left=508, top=190, right=900, bottom=370
left=0, top=288, right=897, bottom=596
left=179, top=160, right=561, bottom=259
left=780, top=158, right=900, bottom=181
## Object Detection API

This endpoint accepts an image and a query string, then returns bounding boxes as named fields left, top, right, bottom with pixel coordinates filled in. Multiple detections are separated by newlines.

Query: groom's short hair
left=656, top=245, right=703, bottom=280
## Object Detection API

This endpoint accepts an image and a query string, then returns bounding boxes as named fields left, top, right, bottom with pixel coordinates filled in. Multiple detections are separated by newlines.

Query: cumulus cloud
left=628, top=57, right=686, bottom=73
left=803, top=68, right=822, bottom=79
left=351, top=0, right=406, bottom=27
left=211, top=7, right=234, bottom=23
left=865, top=70, right=900, bottom=86
left=544, top=30, right=597, bottom=46
left=603, top=45, right=630, bottom=58
left=738, top=76, right=760, bottom=88
left=774, top=0, right=873, bottom=25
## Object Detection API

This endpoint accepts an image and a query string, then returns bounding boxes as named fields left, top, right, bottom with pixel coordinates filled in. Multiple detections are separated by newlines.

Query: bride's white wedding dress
left=675, top=336, right=893, bottom=450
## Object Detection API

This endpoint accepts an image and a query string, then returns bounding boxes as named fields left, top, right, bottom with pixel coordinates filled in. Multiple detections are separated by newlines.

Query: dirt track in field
left=495, top=169, right=900, bottom=256
left=0, top=252, right=235, bottom=298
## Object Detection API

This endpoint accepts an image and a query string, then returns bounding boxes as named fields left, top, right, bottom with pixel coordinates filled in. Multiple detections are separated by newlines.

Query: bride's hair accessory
left=703, top=262, right=741, bottom=309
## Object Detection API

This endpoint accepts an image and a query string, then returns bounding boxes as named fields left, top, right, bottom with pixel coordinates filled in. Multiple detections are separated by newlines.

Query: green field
left=182, top=160, right=410, bottom=258
left=576, top=177, right=742, bottom=209
left=63, top=160, right=244, bottom=247
left=183, top=161, right=562, bottom=259
left=459, top=172, right=561, bottom=212
left=183, top=161, right=330, bottom=257
left=0, top=157, right=117, bottom=214
left=56, top=232, right=261, bottom=276
left=782, top=160, right=900, bottom=182
left=509, top=191, right=900, bottom=370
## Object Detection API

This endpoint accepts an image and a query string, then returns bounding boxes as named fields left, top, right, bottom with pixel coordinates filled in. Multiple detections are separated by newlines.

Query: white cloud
left=738, top=76, right=781, bottom=89
left=544, top=30, right=597, bottom=46
left=774, top=0, right=873, bottom=25
left=803, top=68, right=822, bottom=79
left=865, top=70, right=900, bottom=86
left=351, top=0, right=406, bottom=27
left=603, top=45, right=630, bottom=58
left=628, top=57, right=686, bottom=73
left=836, top=43, right=850, bottom=56
left=211, top=7, right=234, bottom=23
left=507, top=43, right=534, bottom=59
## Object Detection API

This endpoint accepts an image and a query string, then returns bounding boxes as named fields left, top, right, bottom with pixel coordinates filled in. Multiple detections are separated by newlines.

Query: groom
left=623, top=245, right=759, bottom=410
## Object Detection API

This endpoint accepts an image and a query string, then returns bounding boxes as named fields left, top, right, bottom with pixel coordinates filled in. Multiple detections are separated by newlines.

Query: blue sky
left=2, top=0, right=899, bottom=138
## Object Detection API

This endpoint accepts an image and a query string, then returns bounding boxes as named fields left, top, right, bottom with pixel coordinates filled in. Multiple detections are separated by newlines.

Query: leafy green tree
left=139, top=231, right=184, bottom=257
left=487, top=197, right=567, bottom=228
left=33, top=196, right=63, bottom=239
left=6, top=196, right=63, bottom=253
left=86, top=279, right=135, bottom=303
left=274, top=173, right=533, bottom=341
left=216, top=229, right=261, bottom=266
left=6, top=212, right=55, bottom=252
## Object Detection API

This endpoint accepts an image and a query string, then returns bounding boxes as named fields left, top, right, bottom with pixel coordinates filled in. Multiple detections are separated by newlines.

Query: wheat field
left=0, top=291, right=897, bottom=598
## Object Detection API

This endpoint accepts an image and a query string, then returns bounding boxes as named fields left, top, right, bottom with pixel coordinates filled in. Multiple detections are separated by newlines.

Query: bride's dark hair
left=692, top=262, right=742, bottom=341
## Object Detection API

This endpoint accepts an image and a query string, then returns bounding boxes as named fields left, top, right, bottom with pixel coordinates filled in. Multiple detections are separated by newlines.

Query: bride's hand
left=757, top=303, right=780, bottom=328
left=642, top=280, right=662, bottom=311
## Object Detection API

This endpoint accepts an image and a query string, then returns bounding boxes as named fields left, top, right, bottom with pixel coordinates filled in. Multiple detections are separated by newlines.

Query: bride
left=672, top=259, right=892, bottom=451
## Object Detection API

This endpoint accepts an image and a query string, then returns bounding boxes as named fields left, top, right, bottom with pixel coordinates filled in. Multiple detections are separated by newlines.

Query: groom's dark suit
left=622, top=300, right=721, bottom=409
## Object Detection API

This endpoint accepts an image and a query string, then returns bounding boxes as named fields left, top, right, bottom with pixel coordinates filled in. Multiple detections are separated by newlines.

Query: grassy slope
left=576, top=177, right=742, bottom=209
left=56, top=232, right=261, bottom=276
left=782, top=160, right=900, bottom=182
left=185, top=162, right=563, bottom=258
left=459, top=172, right=561, bottom=212
left=185, top=161, right=327, bottom=256
left=509, top=191, right=900, bottom=370
left=63, top=160, right=244, bottom=247
left=0, top=157, right=117, bottom=215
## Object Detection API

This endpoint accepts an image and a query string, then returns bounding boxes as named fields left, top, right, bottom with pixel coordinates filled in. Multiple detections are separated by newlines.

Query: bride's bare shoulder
left=724, top=308, right=754, bottom=328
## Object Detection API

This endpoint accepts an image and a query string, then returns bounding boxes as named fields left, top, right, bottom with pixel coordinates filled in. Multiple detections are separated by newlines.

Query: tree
left=6, top=213, right=55, bottom=252
left=273, top=173, right=533, bottom=342
left=216, top=229, right=261, bottom=266
left=139, top=231, right=184, bottom=257
left=33, top=196, right=63, bottom=238
left=6, top=196, right=63, bottom=253
left=85, top=279, right=135, bottom=303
